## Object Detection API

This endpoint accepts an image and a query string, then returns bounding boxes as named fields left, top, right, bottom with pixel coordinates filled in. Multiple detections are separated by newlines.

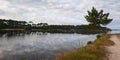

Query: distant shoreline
left=0, top=29, right=25, bottom=31
left=0, top=28, right=111, bottom=34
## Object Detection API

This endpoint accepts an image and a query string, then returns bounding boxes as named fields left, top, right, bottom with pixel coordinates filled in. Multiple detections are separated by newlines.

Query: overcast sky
left=0, top=0, right=120, bottom=28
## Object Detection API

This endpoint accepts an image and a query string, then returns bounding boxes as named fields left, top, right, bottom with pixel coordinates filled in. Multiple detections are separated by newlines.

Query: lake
left=0, top=31, right=97, bottom=60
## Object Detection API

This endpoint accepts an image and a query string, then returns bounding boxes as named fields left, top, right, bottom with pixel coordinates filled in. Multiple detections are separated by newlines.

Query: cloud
left=0, top=0, right=119, bottom=27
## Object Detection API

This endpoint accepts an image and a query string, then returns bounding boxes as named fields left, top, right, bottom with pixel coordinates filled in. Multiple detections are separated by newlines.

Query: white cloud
left=0, top=0, right=119, bottom=28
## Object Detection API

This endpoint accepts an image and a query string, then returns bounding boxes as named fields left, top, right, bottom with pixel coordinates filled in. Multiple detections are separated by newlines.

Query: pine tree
left=85, top=7, right=112, bottom=27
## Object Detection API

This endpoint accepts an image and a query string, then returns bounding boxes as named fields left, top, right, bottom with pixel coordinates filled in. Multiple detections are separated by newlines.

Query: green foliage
left=0, top=18, right=111, bottom=34
left=85, top=7, right=112, bottom=27
left=0, top=19, right=27, bottom=29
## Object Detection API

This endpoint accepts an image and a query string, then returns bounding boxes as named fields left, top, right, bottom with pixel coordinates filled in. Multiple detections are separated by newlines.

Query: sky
left=0, top=0, right=120, bottom=28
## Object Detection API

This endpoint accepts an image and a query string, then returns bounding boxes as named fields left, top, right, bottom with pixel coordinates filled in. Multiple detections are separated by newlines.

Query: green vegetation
left=0, top=19, right=111, bottom=34
left=56, top=34, right=114, bottom=60
left=76, top=25, right=111, bottom=34
left=0, top=19, right=49, bottom=30
left=82, top=7, right=113, bottom=34
left=85, top=7, right=112, bottom=27
left=0, top=19, right=28, bottom=29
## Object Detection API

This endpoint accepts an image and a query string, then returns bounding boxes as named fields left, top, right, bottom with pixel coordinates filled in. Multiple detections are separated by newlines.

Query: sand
left=106, top=35, right=120, bottom=60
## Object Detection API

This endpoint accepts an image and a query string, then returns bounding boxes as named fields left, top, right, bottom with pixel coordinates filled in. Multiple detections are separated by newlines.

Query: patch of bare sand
left=106, top=35, right=120, bottom=60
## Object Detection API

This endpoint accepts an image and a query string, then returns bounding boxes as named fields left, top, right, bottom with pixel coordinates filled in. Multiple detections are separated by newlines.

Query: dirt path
left=107, top=35, right=120, bottom=60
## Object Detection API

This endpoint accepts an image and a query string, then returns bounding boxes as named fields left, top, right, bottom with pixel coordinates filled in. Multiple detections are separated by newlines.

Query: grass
left=56, top=34, right=114, bottom=60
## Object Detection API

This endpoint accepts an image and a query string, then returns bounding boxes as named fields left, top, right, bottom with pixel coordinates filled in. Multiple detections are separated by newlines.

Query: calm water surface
left=0, top=32, right=97, bottom=60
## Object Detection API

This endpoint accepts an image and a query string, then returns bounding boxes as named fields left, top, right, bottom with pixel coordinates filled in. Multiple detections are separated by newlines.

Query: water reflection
left=0, top=31, right=97, bottom=60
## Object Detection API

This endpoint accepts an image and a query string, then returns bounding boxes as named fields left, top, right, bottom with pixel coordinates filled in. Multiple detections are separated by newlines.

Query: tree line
left=0, top=19, right=111, bottom=34
left=0, top=19, right=49, bottom=30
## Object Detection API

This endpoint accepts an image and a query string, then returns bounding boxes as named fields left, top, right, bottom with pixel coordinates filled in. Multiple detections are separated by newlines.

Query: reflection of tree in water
left=0, top=31, right=26, bottom=37
left=0, top=31, right=49, bottom=37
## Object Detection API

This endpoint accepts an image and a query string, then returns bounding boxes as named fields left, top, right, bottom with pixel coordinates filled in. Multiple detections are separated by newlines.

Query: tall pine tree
left=85, top=7, right=112, bottom=27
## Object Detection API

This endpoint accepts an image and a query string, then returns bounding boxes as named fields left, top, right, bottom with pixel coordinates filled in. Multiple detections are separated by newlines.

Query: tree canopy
left=85, top=7, right=113, bottom=27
